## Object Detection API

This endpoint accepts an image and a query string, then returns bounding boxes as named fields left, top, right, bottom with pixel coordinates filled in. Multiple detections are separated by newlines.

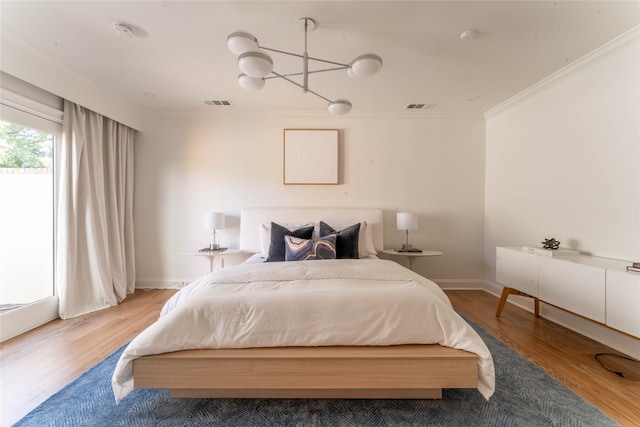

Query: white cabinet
left=496, top=247, right=639, bottom=338
left=537, top=256, right=605, bottom=323
left=496, top=247, right=538, bottom=296
left=606, top=269, right=640, bottom=337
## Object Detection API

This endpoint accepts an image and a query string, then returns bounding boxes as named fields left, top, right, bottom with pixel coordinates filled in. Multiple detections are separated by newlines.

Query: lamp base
left=199, top=247, right=227, bottom=253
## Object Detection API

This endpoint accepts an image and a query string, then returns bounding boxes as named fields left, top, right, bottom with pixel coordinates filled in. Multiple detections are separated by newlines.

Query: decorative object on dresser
left=396, top=212, right=421, bottom=252
left=541, top=238, right=561, bottom=250
left=202, top=212, right=225, bottom=251
left=495, top=246, right=640, bottom=340
left=226, top=17, right=382, bottom=115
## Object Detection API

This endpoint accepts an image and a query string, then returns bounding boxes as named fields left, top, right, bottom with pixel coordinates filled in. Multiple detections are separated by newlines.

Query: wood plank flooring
left=447, top=290, right=640, bottom=427
left=0, top=289, right=175, bottom=427
left=1, top=289, right=638, bottom=426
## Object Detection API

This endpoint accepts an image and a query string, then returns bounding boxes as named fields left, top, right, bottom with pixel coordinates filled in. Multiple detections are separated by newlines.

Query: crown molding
left=485, top=25, right=640, bottom=119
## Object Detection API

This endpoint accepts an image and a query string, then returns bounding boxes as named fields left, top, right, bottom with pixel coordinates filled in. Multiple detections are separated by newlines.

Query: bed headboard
left=240, top=207, right=384, bottom=254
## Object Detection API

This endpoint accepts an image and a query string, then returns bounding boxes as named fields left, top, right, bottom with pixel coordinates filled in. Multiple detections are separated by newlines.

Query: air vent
left=204, top=100, right=232, bottom=106
left=404, top=103, right=438, bottom=110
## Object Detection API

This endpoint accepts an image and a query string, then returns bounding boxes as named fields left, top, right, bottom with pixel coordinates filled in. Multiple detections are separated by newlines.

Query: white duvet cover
left=112, top=259, right=495, bottom=401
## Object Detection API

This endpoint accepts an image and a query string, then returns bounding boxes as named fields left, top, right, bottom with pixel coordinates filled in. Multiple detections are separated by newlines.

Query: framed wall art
left=283, top=129, right=339, bottom=185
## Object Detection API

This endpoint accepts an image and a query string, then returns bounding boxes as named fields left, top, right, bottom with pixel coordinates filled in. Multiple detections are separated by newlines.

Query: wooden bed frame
left=132, top=207, right=480, bottom=399
left=134, top=345, right=477, bottom=399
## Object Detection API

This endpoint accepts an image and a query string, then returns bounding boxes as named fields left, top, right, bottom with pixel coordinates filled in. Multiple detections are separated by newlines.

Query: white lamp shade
left=397, top=212, right=417, bottom=231
left=327, top=99, right=352, bottom=115
left=349, top=54, right=383, bottom=78
left=238, top=51, right=273, bottom=78
left=238, top=73, right=265, bottom=90
left=204, top=212, right=225, bottom=230
left=227, top=32, right=259, bottom=55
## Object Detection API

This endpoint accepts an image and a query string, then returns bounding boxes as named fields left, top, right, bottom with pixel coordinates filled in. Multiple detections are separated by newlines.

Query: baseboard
left=433, top=279, right=487, bottom=290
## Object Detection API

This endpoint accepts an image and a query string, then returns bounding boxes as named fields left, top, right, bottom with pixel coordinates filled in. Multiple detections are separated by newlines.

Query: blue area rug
left=15, top=320, right=618, bottom=426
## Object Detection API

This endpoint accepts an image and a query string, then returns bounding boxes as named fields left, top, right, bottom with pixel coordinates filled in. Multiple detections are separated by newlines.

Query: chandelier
left=226, top=17, right=383, bottom=115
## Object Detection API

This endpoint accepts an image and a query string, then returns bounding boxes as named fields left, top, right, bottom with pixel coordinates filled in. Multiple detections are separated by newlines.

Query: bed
left=112, top=207, right=494, bottom=402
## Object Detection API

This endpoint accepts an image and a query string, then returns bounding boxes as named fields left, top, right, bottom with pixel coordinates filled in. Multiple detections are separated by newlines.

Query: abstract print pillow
left=319, top=221, right=360, bottom=259
left=284, top=234, right=337, bottom=261
left=266, top=222, right=315, bottom=262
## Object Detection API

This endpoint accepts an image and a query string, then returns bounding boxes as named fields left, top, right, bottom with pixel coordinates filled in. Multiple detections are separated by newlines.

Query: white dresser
left=495, top=246, right=640, bottom=339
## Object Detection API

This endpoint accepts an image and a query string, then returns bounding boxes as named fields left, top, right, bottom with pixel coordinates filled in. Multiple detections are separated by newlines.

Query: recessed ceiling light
left=143, top=92, right=155, bottom=98
left=467, top=96, right=480, bottom=102
left=460, top=30, right=477, bottom=40
left=113, top=22, right=136, bottom=38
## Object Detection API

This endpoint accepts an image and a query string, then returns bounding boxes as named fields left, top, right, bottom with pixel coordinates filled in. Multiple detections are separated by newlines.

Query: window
left=0, top=100, right=61, bottom=341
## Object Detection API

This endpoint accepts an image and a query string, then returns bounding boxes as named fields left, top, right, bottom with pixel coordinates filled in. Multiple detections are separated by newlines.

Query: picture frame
left=283, top=129, right=339, bottom=185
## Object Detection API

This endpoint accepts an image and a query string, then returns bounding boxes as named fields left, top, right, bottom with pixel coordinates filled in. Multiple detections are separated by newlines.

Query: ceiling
left=1, top=1, right=638, bottom=116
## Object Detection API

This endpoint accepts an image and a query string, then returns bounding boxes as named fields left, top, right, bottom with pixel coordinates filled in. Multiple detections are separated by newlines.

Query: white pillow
left=363, top=221, right=377, bottom=255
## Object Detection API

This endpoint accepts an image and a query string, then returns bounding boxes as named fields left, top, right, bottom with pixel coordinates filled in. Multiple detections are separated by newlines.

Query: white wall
left=483, top=33, right=640, bottom=356
left=134, top=112, right=486, bottom=287
left=484, top=38, right=640, bottom=282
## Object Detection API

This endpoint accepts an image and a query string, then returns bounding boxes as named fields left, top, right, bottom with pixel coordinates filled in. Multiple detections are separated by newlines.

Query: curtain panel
left=56, top=100, right=135, bottom=319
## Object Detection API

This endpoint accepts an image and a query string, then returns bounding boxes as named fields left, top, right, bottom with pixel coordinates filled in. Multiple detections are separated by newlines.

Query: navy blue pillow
left=266, top=222, right=314, bottom=262
left=319, top=221, right=360, bottom=259
left=285, top=234, right=337, bottom=261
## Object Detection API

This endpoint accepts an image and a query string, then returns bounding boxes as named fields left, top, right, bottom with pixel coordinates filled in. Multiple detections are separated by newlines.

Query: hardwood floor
left=1, top=289, right=638, bottom=426
left=0, top=289, right=176, bottom=427
left=447, top=290, right=640, bottom=427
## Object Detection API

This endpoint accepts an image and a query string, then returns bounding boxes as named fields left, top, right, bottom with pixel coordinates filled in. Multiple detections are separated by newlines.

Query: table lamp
left=396, top=212, right=421, bottom=252
left=203, top=212, right=225, bottom=251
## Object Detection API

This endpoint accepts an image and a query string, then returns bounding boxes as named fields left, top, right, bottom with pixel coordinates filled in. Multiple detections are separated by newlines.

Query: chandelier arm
left=271, top=71, right=331, bottom=103
left=305, top=88, right=331, bottom=103
left=265, top=72, right=303, bottom=79
left=307, top=66, right=349, bottom=74
left=265, top=66, right=348, bottom=80
left=270, top=71, right=306, bottom=91
left=305, top=56, right=350, bottom=67
left=259, top=46, right=305, bottom=59
left=255, top=47, right=350, bottom=69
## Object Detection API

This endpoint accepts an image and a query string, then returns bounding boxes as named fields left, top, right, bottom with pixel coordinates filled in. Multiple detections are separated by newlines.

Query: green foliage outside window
left=0, top=121, right=53, bottom=168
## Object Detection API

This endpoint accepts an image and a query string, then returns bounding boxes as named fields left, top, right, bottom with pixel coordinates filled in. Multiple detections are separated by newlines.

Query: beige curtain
left=56, top=100, right=135, bottom=319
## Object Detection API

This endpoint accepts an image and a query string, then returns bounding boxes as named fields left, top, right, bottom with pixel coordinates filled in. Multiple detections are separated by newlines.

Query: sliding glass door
left=0, top=105, right=60, bottom=341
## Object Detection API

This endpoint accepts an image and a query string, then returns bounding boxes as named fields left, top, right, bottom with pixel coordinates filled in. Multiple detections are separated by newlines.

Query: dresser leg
left=496, top=287, right=512, bottom=317
left=496, top=287, right=538, bottom=317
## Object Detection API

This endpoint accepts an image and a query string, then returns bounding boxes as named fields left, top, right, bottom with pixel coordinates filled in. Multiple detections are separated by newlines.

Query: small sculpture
left=541, top=238, right=560, bottom=250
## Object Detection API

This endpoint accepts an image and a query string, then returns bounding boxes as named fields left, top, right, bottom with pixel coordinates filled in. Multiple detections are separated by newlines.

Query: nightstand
left=181, top=249, right=241, bottom=273
left=381, top=249, right=443, bottom=271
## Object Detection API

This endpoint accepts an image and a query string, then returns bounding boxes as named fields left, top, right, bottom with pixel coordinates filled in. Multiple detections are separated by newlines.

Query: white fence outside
left=0, top=169, right=53, bottom=305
